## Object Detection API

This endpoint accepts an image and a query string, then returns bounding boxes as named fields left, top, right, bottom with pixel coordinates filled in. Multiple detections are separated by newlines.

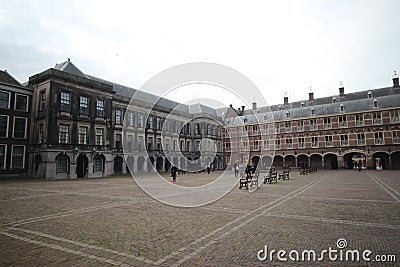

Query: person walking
left=233, top=162, right=238, bottom=177
left=207, top=165, right=211, bottom=174
left=171, top=165, right=178, bottom=182
left=357, top=160, right=362, bottom=172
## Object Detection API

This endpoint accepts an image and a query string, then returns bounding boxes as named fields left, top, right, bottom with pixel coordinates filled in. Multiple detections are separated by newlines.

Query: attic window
left=286, top=110, right=290, bottom=118
left=301, top=101, right=305, bottom=107
left=264, top=115, right=267, bottom=121
left=311, top=107, right=315, bottom=116
left=278, top=105, right=282, bottom=111
left=368, top=90, right=372, bottom=99
left=243, top=117, right=248, bottom=123
left=373, top=99, right=378, bottom=109
left=332, top=97, right=337, bottom=103
left=340, top=103, right=344, bottom=112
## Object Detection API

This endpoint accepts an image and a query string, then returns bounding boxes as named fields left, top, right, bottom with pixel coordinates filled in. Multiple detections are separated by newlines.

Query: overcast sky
left=1, top=0, right=399, bottom=108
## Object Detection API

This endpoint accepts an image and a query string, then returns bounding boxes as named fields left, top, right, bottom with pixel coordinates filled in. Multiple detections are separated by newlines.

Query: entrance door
left=114, top=156, right=123, bottom=174
left=76, top=154, right=88, bottom=178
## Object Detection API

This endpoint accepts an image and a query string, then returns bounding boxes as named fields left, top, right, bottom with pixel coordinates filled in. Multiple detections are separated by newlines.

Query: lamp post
left=73, top=146, right=79, bottom=160
left=91, top=147, right=97, bottom=159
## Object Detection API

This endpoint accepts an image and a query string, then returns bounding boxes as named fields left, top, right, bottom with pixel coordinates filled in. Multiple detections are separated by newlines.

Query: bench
left=279, top=169, right=290, bottom=180
left=299, top=168, right=307, bottom=175
left=239, top=174, right=252, bottom=189
left=263, top=171, right=277, bottom=184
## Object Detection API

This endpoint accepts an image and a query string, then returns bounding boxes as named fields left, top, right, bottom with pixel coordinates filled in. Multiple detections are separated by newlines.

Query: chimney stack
left=309, top=92, right=314, bottom=102
left=393, top=71, right=399, bottom=88
left=252, top=102, right=257, bottom=111
left=284, top=96, right=288, bottom=105
left=339, top=81, right=345, bottom=97
left=241, top=106, right=245, bottom=112
left=229, top=104, right=233, bottom=109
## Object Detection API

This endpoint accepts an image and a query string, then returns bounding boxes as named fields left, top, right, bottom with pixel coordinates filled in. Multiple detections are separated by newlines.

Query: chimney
left=309, top=92, right=314, bottom=102
left=252, top=102, right=257, bottom=111
left=229, top=104, right=233, bottom=109
left=241, top=106, right=245, bottom=112
left=393, top=71, right=399, bottom=88
left=284, top=96, right=288, bottom=105
left=339, top=81, right=345, bottom=97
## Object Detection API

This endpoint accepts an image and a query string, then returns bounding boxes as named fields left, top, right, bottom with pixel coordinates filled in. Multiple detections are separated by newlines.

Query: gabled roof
left=0, top=70, right=22, bottom=86
left=54, top=59, right=88, bottom=78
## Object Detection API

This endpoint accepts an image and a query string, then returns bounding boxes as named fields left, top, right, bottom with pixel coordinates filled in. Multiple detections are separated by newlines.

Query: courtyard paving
left=0, top=170, right=399, bottom=266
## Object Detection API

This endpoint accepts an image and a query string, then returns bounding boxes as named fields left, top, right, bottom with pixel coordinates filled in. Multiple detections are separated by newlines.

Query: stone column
left=337, top=155, right=345, bottom=169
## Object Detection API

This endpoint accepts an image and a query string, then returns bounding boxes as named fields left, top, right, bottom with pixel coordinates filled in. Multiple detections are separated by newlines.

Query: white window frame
left=58, top=124, right=70, bottom=144
left=0, top=144, right=6, bottom=169
left=0, top=90, right=11, bottom=109
left=10, top=145, right=25, bottom=169
left=78, top=126, right=88, bottom=145
left=13, top=116, right=27, bottom=139
left=14, top=93, right=29, bottom=112
left=0, top=115, right=9, bottom=138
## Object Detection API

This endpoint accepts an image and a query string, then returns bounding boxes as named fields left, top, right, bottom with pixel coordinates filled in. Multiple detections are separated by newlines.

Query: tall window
left=339, top=116, right=347, bottom=127
left=138, top=113, right=144, bottom=128
left=93, top=156, right=103, bottom=172
left=0, top=115, right=8, bottom=137
left=195, top=124, right=200, bottom=135
left=96, top=99, right=104, bottom=117
left=115, top=133, right=122, bottom=149
left=356, top=114, right=364, bottom=126
left=324, top=118, right=331, bottom=129
left=309, top=119, right=317, bottom=130
left=95, top=128, right=104, bottom=146
left=187, top=123, right=191, bottom=135
left=58, top=124, right=69, bottom=143
left=79, top=96, right=89, bottom=115
left=393, top=131, right=400, bottom=143
left=391, top=110, right=399, bottom=123
left=38, top=123, right=44, bottom=143
left=127, top=111, right=134, bottom=126
left=340, top=135, right=348, bottom=146
left=357, top=133, right=365, bottom=145
left=298, top=137, right=305, bottom=148
left=373, top=112, right=382, bottom=124
left=78, top=126, right=88, bottom=145
left=374, top=132, right=384, bottom=144
left=0, top=145, right=5, bottom=169
left=147, top=115, right=153, bottom=129
left=285, top=121, right=291, bottom=132
left=263, top=139, right=269, bottom=150
left=60, top=92, right=71, bottom=112
left=115, top=110, right=122, bottom=125
left=285, top=138, right=293, bottom=149
left=13, top=117, right=27, bottom=138
left=15, top=94, right=28, bottom=111
left=207, top=124, right=210, bottom=135
left=274, top=123, right=280, bottom=133
left=311, top=136, right=318, bottom=148
left=39, top=91, right=46, bottom=111
left=297, top=121, right=304, bottom=131
left=275, top=139, right=281, bottom=149
left=0, top=91, right=10, bottom=109
left=325, top=135, right=333, bottom=147
left=56, top=154, right=69, bottom=173
left=253, top=140, right=259, bottom=150
left=156, top=118, right=161, bottom=130
left=11, top=145, right=25, bottom=169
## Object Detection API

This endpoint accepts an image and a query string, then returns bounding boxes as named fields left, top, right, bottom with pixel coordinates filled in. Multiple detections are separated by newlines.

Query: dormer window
left=278, top=105, right=282, bottom=111
left=301, top=101, right=305, bottom=107
left=368, top=90, right=372, bottom=99
left=340, top=103, right=344, bottom=112
left=286, top=110, right=290, bottom=118
left=373, top=99, right=378, bottom=109
left=311, top=107, right=315, bottom=116
left=332, top=97, right=337, bottom=103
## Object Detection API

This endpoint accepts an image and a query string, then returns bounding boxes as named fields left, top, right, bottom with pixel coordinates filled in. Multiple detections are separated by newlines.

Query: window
left=340, top=103, right=344, bottom=112
left=78, top=126, right=88, bottom=145
left=127, top=111, right=134, bottom=126
left=225, top=142, right=231, bottom=151
left=138, top=136, right=144, bottom=149
left=285, top=121, right=291, bottom=132
left=356, top=114, right=364, bottom=126
left=243, top=141, right=249, bottom=151
left=311, top=108, right=315, bottom=116
left=79, top=96, right=89, bottom=115
left=357, top=133, right=365, bottom=145
left=339, top=116, right=347, bottom=127
left=285, top=138, right=293, bottom=149
left=165, top=139, right=170, bottom=151
left=311, top=136, right=318, bottom=148
left=156, top=118, right=161, bottom=130
left=148, top=137, right=153, bottom=150
left=15, top=94, right=28, bottom=111
left=173, top=140, right=178, bottom=151
left=180, top=140, right=184, bottom=151
left=274, top=123, right=280, bottom=133
left=138, top=113, right=144, bottom=128
left=195, top=124, right=200, bottom=135
left=340, top=135, right=348, bottom=146
left=263, top=139, right=269, bottom=150
left=0, top=91, right=10, bottom=109
left=391, top=110, right=399, bottom=123
left=38, top=123, right=44, bottom=143
left=309, top=119, right=317, bottom=130
left=39, top=91, right=46, bottom=111
left=95, top=128, right=104, bottom=146
left=127, top=134, right=133, bottom=149
left=93, top=156, right=103, bottom=172
left=297, top=121, right=304, bottom=132
left=96, top=99, right=104, bottom=117
left=115, top=133, right=122, bottom=149
left=212, top=125, right=215, bottom=136
left=374, top=132, right=384, bottom=144
left=324, top=117, right=331, bottom=129
left=11, top=145, right=25, bottom=169
left=13, top=117, right=27, bottom=138
left=0, top=115, right=9, bottom=137
left=253, top=140, right=259, bottom=150
left=393, top=131, right=400, bottom=143
left=286, top=111, right=290, bottom=118
left=298, top=137, right=305, bottom=148
left=60, top=92, right=71, bottom=112
left=115, top=110, right=122, bottom=125
left=186, top=140, right=191, bottom=152
left=275, top=139, right=281, bottom=150
left=58, top=124, right=69, bottom=143
left=207, top=124, right=210, bottom=135
left=56, top=154, right=69, bottom=173
left=0, top=145, right=5, bottom=169
left=147, top=115, right=153, bottom=129
left=325, top=136, right=333, bottom=147
left=373, top=112, right=382, bottom=124
left=373, top=99, right=378, bottom=109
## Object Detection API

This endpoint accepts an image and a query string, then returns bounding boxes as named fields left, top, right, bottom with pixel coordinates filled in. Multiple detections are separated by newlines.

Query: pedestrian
left=171, top=165, right=178, bottom=182
left=207, top=165, right=211, bottom=174
left=357, top=160, right=362, bottom=172
left=245, top=163, right=252, bottom=178
left=233, top=162, right=238, bottom=177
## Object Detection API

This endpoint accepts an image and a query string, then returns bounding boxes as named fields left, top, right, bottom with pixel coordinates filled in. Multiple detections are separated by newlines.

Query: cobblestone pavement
left=0, top=170, right=399, bottom=266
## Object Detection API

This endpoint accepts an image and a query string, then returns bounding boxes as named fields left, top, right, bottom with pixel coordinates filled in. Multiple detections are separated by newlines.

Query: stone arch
left=148, top=156, right=155, bottom=172
left=137, top=156, right=145, bottom=172
left=285, top=155, right=296, bottom=168
left=391, top=151, right=400, bottom=170
left=323, top=153, right=338, bottom=169
left=273, top=155, right=284, bottom=168
left=126, top=156, right=134, bottom=174
left=373, top=152, right=390, bottom=170
left=310, top=154, right=322, bottom=169
left=55, top=153, right=70, bottom=174
left=261, top=155, right=273, bottom=170
left=76, top=154, right=88, bottom=178
left=113, top=155, right=123, bottom=174
left=164, top=158, right=171, bottom=172
left=93, top=154, right=105, bottom=173
left=297, top=154, right=308, bottom=168
left=344, top=152, right=366, bottom=169
left=156, top=157, right=163, bottom=172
